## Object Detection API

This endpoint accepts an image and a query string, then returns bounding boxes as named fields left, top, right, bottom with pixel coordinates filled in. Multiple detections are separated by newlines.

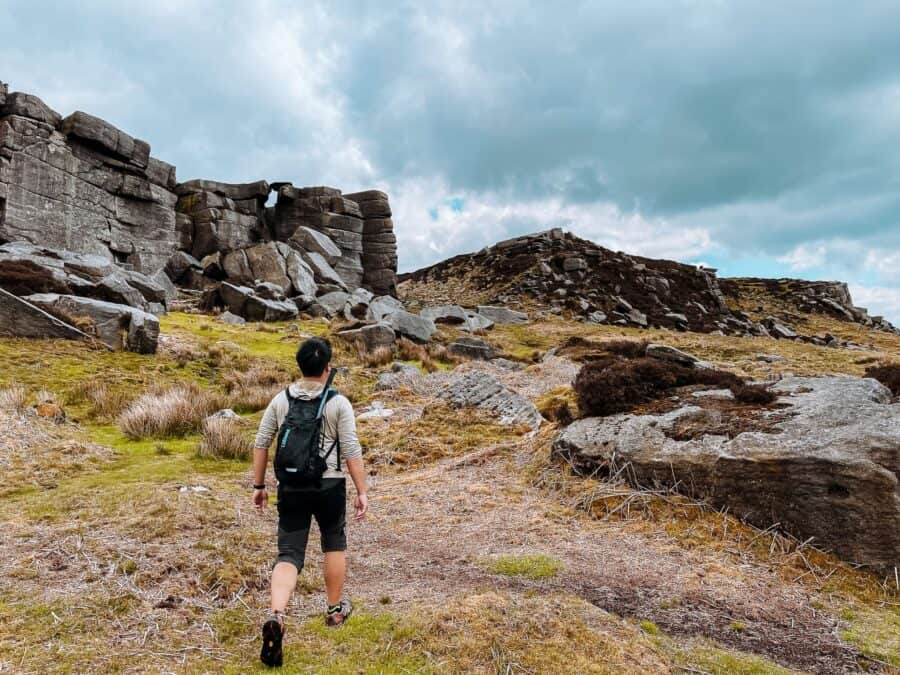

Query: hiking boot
left=326, top=599, right=353, bottom=627
left=260, top=613, right=285, bottom=667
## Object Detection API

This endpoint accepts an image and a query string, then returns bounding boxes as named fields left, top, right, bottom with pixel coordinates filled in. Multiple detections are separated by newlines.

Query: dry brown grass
left=117, top=384, right=224, bottom=439
left=357, top=402, right=519, bottom=470
left=220, top=364, right=292, bottom=412
left=0, top=385, right=28, bottom=414
left=197, top=416, right=252, bottom=460
left=396, top=337, right=425, bottom=361
left=0, top=409, right=115, bottom=495
left=362, top=345, right=394, bottom=368
left=68, top=380, right=133, bottom=420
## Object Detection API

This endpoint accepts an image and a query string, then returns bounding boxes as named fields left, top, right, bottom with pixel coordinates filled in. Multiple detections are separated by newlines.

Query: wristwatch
left=253, top=483, right=266, bottom=490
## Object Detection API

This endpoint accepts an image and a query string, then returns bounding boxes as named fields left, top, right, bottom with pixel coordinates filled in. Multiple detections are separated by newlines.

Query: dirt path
left=292, top=444, right=861, bottom=674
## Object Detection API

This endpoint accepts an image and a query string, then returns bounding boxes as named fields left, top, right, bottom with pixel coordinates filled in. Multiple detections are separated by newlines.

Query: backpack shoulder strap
left=284, top=386, right=295, bottom=403
left=315, top=369, right=339, bottom=419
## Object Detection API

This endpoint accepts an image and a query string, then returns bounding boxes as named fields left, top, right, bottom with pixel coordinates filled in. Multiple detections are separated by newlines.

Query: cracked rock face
left=0, top=91, right=178, bottom=273
left=552, top=376, right=900, bottom=570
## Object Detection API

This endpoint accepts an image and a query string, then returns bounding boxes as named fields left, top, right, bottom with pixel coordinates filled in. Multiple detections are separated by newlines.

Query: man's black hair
left=296, top=337, right=332, bottom=377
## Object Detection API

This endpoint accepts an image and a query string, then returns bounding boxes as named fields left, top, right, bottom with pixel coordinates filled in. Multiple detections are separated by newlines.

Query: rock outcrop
left=401, top=229, right=740, bottom=333
left=552, top=376, right=900, bottom=570
left=0, top=80, right=399, bottom=301
left=0, top=89, right=178, bottom=273
left=344, top=190, right=397, bottom=296
left=401, top=228, right=896, bottom=336
left=721, top=277, right=898, bottom=334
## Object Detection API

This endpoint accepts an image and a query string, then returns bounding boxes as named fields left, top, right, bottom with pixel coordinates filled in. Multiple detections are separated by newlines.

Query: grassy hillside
left=0, top=311, right=897, bottom=673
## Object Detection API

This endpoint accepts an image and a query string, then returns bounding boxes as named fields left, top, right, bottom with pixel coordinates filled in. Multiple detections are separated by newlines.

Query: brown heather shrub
left=197, top=416, right=252, bottom=460
left=731, top=383, right=778, bottom=405
left=0, top=386, right=28, bottom=414
left=574, top=356, right=755, bottom=417
left=864, top=362, right=900, bottom=396
left=118, top=384, right=223, bottom=439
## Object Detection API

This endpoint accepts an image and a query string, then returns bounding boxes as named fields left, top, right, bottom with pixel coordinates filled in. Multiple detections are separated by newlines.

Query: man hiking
left=251, top=337, right=368, bottom=667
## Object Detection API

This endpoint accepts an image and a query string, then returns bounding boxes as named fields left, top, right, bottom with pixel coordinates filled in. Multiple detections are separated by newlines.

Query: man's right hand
left=354, top=492, right=368, bottom=521
left=253, top=488, right=268, bottom=513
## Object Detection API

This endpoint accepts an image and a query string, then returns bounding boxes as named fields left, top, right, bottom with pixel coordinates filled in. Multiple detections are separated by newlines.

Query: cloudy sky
left=3, top=1, right=899, bottom=321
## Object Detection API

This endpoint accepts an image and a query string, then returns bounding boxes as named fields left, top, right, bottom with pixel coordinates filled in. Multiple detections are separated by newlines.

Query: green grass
left=839, top=604, right=900, bottom=667
left=484, top=553, right=563, bottom=580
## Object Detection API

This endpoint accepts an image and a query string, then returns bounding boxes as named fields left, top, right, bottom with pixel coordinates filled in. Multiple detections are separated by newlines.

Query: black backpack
left=274, top=370, right=340, bottom=488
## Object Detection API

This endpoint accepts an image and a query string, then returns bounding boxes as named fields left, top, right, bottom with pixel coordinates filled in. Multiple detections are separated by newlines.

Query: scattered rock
left=218, top=311, right=246, bottom=326
left=366, top=295, right=405, bottom=322
left=375, top=362, right=422, bottom=391
left=448, top=336, right=497, bottom=360
left=438, top=371, right=541, bottom=430
left=461, top=312, right=495, bottom=332
left=757, top=354, right=787, bottom=363
left=476, top=306, right=529, bottom=324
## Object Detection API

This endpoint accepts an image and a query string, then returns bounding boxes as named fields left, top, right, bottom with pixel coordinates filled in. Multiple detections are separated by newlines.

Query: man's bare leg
left=270, top=562, right=298, bottom=616
left=323, top=551, right=345, bottom=606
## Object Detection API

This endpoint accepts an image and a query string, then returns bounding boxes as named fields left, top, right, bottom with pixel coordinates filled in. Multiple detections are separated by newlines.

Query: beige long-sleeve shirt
left=254, top=380, right=363, bottom=479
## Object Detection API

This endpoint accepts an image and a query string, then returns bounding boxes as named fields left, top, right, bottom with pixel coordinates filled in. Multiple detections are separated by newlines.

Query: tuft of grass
left=197, top=416, right=252, bottom=461
left=639, top=620, right=660, bottom=635
left=0, top=385, right=28, bottom=413
left=485, top=553, right=562, bottom=580
left=535, top=386, right=578, bottom=426
left=363, top=345, right=394, bottom=368
left=118, top=384, right=223, bottom=439
left=68, top=380, right=133, bottom=420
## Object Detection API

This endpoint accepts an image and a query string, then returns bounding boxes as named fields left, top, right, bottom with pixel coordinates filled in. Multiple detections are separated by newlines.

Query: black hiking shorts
left=276, top=478, right=346, bottom=571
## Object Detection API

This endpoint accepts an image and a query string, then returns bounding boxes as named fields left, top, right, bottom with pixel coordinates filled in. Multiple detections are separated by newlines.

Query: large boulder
left=316, top=291, right=351, bottom=318
left=387, top=310, right=437, bottom=343
left=448, top=336, right=497, bottom=360
left=366, top=295, right=404, bottom=322
left=438, top=371, right=541, bottom=430
left=0, top=288, right=92, bottom=342
left=552, top=376, right=900, bottom=570
left=24, top=293, right=159, bottom=353
left=300, top=251, right=348, bottom=290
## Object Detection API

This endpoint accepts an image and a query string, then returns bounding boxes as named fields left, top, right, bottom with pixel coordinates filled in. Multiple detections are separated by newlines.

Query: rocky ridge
left=400, top=229, right=897, bottom=339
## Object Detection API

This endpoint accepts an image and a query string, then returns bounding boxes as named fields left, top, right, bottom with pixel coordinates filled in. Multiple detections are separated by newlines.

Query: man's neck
left=302, top=375, right=329, bottom=385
